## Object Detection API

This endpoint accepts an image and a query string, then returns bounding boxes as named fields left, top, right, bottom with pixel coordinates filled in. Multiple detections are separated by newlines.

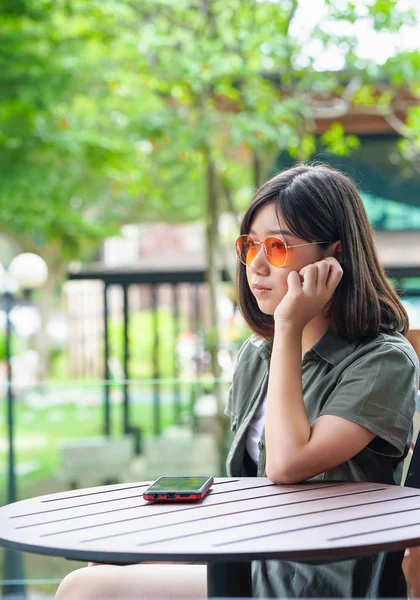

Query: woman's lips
left=253, top=284, right=271, bottom=295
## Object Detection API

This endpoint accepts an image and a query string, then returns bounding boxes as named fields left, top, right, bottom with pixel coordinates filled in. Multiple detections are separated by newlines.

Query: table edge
left=1, top=534, right=419, bottom=565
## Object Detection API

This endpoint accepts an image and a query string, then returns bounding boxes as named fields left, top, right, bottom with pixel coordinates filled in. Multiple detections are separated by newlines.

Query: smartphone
left=143, top=476, right=214, bottom=502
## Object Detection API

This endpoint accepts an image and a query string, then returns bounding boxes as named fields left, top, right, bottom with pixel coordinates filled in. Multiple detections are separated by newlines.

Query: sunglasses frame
left=235, top=235, right=330, bottom=268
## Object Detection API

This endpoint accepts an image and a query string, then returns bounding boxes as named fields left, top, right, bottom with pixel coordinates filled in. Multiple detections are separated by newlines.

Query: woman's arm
left=265, top=321, right=310, bottom=473
left=265, top=320, right=375, bottom=484
left=265, top=257, right=375, bottom=484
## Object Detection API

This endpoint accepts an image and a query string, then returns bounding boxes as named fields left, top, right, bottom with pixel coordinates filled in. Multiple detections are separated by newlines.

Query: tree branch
left=220, top=176, right=240, bottom=227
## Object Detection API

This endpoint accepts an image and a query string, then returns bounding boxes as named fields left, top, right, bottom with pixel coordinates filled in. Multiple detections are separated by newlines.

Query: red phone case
left=143, top=492, right=207, bottom=501
left=143, top=478, right=213, bottom=502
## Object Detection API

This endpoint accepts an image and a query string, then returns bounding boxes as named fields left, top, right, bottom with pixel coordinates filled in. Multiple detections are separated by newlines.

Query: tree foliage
left=0, top=0, right=419, bottom=259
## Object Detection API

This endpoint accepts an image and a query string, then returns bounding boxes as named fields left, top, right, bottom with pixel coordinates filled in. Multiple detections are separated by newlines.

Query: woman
left=55, top=164, right=419, bottom=599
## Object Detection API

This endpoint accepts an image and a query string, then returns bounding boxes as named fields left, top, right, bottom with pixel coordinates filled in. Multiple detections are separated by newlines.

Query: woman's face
left=246, top=203, right=324, bottom=316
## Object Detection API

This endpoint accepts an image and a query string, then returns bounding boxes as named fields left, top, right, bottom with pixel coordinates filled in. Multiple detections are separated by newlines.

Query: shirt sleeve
left=224, top=337, right=253, bottom=430
left=319, top=344, right=418, bottom=457
left=224, top=385, right=233, bottom=418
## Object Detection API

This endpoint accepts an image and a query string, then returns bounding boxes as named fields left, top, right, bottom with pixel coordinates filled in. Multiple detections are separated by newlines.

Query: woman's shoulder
left=315, top=330, right=419, bottom=384
left=361, top=331, right=419, bottom=371
left=236, top=334, right=270, bottom=362
left=231, top=335, right=271, bottom=385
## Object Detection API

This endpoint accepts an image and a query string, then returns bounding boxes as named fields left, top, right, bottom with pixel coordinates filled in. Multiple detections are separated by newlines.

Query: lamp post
left=1, top=253, right=48, bottom=598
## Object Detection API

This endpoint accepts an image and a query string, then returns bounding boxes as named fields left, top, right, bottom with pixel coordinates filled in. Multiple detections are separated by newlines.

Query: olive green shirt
left=225, top=330, right=419, bottom=598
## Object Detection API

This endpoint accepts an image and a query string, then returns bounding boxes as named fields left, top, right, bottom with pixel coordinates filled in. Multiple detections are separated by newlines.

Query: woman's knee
left=55, top=565, right=120, bottom=600
left=55, top=563, right=207, bottom=600
left=55, top=567, right=86, bottom=600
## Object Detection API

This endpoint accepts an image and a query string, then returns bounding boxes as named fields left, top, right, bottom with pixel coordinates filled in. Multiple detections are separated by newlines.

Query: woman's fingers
left=302, top=264, right=317, bottom=290
left=326, top=265, right=343, bottom=293
left=315, top=260, right=331, bottom=289
left=325, top=258, right=343, bottom=293
left=299, top=257, right=342, bottom=295
left=287, top=270, right=302, bottom=293
left=300, top=261, right=330, bottom=290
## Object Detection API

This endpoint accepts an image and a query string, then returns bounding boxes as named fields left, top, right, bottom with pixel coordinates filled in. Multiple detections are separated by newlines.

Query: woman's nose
left=249, top=245, right=270, bottom=274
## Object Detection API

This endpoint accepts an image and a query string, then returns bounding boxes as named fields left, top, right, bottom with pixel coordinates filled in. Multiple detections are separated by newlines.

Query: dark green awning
left=274, top=134, right=420, bottom=222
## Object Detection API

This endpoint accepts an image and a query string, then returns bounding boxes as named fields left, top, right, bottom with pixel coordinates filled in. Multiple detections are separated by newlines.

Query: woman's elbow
left=265, top=461, right=304, bottom=485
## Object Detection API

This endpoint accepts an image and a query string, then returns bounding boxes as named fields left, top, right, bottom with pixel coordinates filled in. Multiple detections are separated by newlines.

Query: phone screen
left=146, top=476, right=211, bottom=493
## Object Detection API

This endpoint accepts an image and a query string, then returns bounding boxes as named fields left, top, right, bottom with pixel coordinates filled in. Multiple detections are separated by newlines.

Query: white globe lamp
left=8, top=253, right=48, bottom=291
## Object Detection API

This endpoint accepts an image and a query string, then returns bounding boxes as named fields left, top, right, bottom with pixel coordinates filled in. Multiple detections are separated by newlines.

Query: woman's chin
left=255, top=299, right=275, bottom=316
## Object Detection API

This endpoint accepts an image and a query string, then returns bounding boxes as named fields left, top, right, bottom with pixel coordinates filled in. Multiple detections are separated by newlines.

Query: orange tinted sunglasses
left=235, top=235, right=330, bottom=268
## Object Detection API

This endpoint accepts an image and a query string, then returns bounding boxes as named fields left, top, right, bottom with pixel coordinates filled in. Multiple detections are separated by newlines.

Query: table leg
left=207, top=561, right=252, bottom=598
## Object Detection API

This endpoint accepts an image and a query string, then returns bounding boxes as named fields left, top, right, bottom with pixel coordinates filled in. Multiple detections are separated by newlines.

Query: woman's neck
left=302, top=315, right=330, bottom=357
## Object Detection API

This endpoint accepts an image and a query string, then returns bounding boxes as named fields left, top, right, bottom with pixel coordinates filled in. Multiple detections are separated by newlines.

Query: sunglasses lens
left=236, top=236, right=258, bottom=265
left=265, top=237, right=287, bottom=267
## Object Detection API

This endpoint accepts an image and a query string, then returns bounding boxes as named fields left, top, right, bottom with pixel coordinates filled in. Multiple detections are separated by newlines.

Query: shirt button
left=258, top=440, right=264, bottom=450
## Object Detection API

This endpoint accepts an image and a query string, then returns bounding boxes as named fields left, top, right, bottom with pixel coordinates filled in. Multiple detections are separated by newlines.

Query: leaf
left=321, top=123, right=360, bottom=156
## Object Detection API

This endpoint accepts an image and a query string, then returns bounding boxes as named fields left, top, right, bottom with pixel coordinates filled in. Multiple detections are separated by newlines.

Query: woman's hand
left=273, top=257, right=343, bottom=330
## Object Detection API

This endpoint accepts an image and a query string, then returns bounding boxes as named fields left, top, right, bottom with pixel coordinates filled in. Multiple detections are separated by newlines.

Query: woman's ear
left=326, top=241, right=343, bottom=264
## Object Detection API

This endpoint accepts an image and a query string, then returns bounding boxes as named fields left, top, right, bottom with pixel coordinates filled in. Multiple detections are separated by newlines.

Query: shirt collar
left=250, top=329, right=358, bottom=365
left=307, top=329, right=359, bottom=366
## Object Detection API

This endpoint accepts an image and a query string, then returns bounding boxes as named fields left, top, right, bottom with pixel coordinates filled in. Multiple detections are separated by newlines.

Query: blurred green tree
left=0, top=0, right=419, bottom=380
